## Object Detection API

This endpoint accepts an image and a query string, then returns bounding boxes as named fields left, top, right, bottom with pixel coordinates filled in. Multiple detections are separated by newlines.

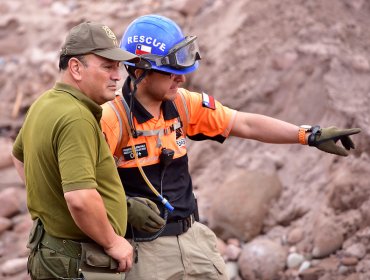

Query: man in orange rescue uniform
left=101, top=14, right=361, bottom=280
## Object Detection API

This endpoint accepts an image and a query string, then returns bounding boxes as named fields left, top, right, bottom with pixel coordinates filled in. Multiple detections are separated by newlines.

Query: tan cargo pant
left=126, top=222, right=228, bottom=280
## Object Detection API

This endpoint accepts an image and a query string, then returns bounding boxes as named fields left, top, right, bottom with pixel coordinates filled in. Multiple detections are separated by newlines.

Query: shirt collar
left=54, top=82, right=102, bottom=121
left=122, top=77, right=179, bottom=124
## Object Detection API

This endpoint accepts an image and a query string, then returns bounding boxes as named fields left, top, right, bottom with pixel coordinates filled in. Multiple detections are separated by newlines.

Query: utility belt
left=27, top=218, right=124, bottom=280
left=125, top=213, right=197, bottom=240
left=40, top=233, right=82, bottom=259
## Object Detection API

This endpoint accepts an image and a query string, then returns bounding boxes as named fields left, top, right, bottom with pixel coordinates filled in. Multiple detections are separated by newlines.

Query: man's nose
left=111, top=67, right=121, bottom=81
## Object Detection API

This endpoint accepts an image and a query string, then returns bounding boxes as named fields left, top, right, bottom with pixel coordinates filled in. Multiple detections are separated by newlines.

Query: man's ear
left=134, top=68, right=145, bottom=79
left=68, top=58, right=83, bottom=81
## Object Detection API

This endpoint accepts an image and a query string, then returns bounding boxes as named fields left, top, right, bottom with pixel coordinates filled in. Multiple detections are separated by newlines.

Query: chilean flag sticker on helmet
left=136, top=44, right=152, bottom=55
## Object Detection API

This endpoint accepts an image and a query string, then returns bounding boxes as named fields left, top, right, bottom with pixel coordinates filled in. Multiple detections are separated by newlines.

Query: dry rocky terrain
left=0, top=0, right=369, bottom=279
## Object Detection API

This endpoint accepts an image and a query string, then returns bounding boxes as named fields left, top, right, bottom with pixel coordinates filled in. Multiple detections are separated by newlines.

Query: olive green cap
left=60, top=22, right=139, bottom=62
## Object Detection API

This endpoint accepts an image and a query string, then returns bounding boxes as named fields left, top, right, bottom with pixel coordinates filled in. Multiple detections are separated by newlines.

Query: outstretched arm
left=230, top=111, right=299, bottom=143
left=229, top=111, right=361, bottom=156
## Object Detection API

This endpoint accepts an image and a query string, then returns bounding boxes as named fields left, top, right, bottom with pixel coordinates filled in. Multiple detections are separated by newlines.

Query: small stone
left=225, top=261, right=239, bottom=280
left=344, top=243, right=366, bottom=259
left=287, top=252, right=305, bottom=268
left=0, top=257, right=28, bottom=275
left=338, top=265, right=349, bottom=275
left=272, top=51, right=298, bottom=71
left=0, top=217, right=12, bottom=234
left=227, top=238, right=241, bottom=247
left=287, top=228, right=304, bottom=245
left=351, top=55, right=370, bottom=72
left=298, top=260, right=311, bottom=273
left=299, top=266, right=325, bottom=280
left=341, top=257, right=358, bottom=266
left=312, top=220, right=343, bottom=258
left=0, top=188, right=23, bottom=218
left=225, top=244, right=242, bottom=261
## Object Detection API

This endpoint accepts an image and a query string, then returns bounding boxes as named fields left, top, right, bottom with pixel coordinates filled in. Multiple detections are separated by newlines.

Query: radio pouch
left=27, top=218, right=44, bottom=252
left=80, top=243, right=125, bottom=280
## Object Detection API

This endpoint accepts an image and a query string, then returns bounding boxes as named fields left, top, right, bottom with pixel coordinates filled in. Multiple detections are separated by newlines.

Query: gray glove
left=308, top=126, right=361, bottom=156
left=127, top=197, right=166, bottom=233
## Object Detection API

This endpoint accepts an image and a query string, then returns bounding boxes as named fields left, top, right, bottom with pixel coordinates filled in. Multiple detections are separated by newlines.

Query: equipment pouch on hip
left=27, top=218, right=44, bottom=252
left=80, top=243, right=124, bottom=280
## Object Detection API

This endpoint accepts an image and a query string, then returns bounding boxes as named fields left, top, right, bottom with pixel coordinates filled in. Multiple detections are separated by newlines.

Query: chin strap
left=124, top=64, right=149, bottom=138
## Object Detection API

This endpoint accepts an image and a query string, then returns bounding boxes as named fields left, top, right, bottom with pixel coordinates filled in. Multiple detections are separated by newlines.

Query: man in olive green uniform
left=12, top=22, right=139, bottom=279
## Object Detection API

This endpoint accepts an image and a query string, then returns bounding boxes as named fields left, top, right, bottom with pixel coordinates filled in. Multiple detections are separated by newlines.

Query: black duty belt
left=125, top=214, right=196, bottom=240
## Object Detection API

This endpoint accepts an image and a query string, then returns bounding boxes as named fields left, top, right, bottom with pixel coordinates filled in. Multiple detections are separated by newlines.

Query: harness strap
left=110, top=91, right=189, bottom=159
left=107, top=101, right=124, bottom=163
left=177, top=90, right=189, bottom=136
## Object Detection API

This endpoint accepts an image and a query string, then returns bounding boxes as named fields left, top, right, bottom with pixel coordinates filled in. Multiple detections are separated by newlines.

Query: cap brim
left=93, top=48, right=140, bottom=62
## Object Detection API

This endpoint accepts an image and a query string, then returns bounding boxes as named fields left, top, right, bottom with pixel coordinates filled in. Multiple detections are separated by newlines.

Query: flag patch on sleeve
left=202, top=92, right=216, bottom=110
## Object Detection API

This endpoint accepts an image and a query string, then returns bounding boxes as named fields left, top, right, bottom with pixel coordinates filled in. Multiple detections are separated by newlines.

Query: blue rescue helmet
left=120, top=14, right=201, bottom=75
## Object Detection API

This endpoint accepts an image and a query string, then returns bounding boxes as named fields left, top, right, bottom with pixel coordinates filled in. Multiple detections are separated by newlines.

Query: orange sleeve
left=101, top=101, right=120, bottom=155
left=176, top=89, right=236, bottom=141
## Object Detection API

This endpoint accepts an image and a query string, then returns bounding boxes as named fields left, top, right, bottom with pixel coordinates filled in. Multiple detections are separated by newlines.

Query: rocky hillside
left=0, top=0, right=369, bottom=279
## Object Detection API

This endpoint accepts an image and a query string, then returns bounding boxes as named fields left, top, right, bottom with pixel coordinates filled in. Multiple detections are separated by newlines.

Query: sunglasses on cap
left=142, top=36, right=201, bottom=69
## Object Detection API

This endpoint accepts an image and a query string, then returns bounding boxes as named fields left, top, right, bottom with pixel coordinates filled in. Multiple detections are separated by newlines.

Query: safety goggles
left=142, top=36, right=201, bottom=69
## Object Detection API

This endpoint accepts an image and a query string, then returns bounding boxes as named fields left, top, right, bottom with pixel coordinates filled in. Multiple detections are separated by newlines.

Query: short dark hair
left=58, top=54, right=87, bottom=71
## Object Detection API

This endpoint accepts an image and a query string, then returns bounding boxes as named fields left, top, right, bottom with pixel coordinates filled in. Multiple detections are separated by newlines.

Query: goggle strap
left=141, top=54, right=165, bottom=67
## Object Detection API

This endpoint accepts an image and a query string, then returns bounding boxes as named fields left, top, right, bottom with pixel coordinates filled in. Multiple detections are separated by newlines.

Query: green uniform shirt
left=13, top=82, right=127, bottom=239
